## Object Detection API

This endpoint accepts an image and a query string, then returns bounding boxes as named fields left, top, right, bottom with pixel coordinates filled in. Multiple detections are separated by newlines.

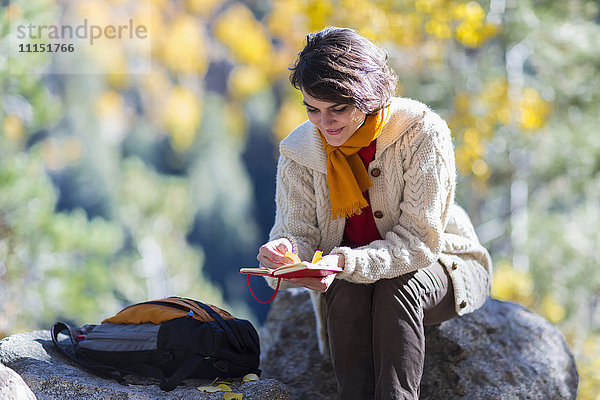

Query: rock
left=260, top=288, right=579, bottom=400
left=0, top=330, right=292, bottom=400
left=0, top=362, right=36, bottom=400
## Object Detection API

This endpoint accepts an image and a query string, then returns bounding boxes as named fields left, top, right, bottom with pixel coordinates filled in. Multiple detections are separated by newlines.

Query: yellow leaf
left=197, top=386, right=221, bottom=393
left=284, top=252, right=301, bottom=264
left=311, top=251, right=323, bottom=264
left=242, top=373, right=260, bottom=383
left=224, top=393, right=243, bottom=400
left=198, top=383, right=233, bottom=393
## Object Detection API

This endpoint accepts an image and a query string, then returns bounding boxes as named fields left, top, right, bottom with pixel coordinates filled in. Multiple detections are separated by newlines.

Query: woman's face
left=301, top=90, right=367, bottom=147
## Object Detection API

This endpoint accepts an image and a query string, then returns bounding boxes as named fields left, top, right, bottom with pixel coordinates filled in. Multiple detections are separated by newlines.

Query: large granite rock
left=260, top=288, right=579, bottom=400
left=0, top=362, right=36, bottom=400
left=0, top=330, right=292, bottom=400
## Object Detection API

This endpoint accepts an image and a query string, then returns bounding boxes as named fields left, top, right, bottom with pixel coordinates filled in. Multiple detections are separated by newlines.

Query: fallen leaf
left=224, top=393, right=243, bottom=400
left=197, top=386, right=221, bottom=393
left=198, top=383, right=233, bottom=393
left=242, top=373, right=260, bottom=383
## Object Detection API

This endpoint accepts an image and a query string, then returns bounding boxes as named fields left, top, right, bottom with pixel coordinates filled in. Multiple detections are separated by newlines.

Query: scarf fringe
left=331, top=199, right=369, bottom=220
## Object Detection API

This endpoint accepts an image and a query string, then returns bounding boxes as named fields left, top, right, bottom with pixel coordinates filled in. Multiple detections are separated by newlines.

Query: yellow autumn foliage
left=304, top=0, right=335, bottom=31
left=491, top=261, right=535, bottom=308
left=266, top=0, right=305, bottom=46
left=159, top=15, right=208, bottom=75
left=186, top=0, right=222, bottom=16
left=163, top=86, right=202, bottom=151
left=214, top=4, right=273, bottom=71
left=576, top=334, right=600, bottom=400
left=449, top=75, right=551, bottom=180
left=539, top=294, right=566, bottom=324
left=273, top=97, right=307, bottom=141
left=492, top=262, right=568, bottom=325
left=96, top=91, right=124, bottom=117
left=2, top=114, right=25, bottom=143
left=425, top=15, right=452, bottom=40
left=518, top=87, right=552, bottom=131
left=453, top=1, right=499, bottom=48
left=229, top=65, right=269, bottom=99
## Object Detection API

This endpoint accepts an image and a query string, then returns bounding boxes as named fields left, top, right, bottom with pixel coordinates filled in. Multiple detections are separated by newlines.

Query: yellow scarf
left=318, top=106, right=390, bottom=220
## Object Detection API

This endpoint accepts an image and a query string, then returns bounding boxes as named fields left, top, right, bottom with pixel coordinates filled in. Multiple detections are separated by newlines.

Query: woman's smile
left=325, top=127, right=343, bottom=135
left=301, top=90, right=367, bottom=146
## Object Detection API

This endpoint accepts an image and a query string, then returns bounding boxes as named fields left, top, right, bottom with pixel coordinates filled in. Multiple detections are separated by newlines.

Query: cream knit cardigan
left=267, top=97, right=492, bottom=353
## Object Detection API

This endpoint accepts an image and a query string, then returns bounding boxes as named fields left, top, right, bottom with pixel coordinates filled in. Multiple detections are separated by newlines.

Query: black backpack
left=51, top=297, right=260, bottom=391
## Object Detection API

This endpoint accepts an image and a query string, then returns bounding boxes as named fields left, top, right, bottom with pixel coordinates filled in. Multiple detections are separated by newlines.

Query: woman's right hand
left=257, top=238, right=294, bottom=270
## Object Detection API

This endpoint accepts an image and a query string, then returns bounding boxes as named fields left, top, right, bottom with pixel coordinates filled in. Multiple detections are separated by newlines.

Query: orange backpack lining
left=103, top=297, right=234, bottom=325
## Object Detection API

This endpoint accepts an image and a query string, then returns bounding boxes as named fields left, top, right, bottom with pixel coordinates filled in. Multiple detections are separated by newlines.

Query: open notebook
left=239, top=251, right=343, bottom=279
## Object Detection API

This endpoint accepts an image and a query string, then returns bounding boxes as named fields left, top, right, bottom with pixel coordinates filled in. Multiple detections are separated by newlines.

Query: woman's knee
left=372, top=274, right=424, bottom=323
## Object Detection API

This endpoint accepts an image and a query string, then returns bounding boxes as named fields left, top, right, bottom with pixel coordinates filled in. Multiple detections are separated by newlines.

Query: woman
left=257, top=26, right=492, bottom=400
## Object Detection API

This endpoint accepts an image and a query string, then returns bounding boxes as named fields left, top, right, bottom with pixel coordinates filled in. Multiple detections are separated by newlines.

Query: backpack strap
left=159, top=354, right=205, bottom=391
left=51, top=322, right=125, bottom=383
left=190, top=300, right=244, bottom=352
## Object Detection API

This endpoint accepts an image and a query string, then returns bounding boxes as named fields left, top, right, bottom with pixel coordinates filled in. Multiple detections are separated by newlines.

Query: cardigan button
left=460, top=301, right=467, bottom=309
left=374, top=211, right=384, bottom=219
left=371, top=168, right=381, bottom=177
left=451, top=262, right=457, bottom=270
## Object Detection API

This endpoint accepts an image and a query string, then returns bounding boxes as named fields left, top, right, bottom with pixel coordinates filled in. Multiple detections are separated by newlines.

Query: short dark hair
left=289, top=26, right=398, bottom=114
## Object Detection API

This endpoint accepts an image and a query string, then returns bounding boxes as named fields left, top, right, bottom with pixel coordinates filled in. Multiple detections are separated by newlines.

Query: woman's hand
left=287, top=254, right=344, bottom=293
left=287, top=273, right=336, bottom=293
left=257, top=238, right=293, bottom=269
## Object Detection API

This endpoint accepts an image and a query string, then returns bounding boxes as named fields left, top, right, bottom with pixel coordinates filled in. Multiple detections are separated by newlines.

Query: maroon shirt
left=341, top=139, right=383, bottom=248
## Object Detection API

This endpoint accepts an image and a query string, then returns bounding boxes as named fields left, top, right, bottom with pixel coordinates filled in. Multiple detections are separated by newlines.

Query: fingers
left=257, top=247, right=288, bottom=266
left=257, top=251, right=285, bottom=269
left=276, top=243, right=290, bottom=254
left=287, top=275, right=336, bottom=293
left=256, top=238, right=293, bottom=269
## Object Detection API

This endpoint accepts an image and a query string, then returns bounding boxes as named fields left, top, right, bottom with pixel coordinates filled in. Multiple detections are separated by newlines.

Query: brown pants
left=324, top=261, right=457, bottom=400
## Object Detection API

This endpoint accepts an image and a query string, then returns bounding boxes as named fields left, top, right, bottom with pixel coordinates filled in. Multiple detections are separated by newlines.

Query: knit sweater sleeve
left=265, top=154, right=321, bottom=289
left=332, top=116, right=456, bottom=283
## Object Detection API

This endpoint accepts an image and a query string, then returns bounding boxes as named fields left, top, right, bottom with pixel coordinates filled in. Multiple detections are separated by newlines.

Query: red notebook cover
left=239, top=261, right=342, bottom=279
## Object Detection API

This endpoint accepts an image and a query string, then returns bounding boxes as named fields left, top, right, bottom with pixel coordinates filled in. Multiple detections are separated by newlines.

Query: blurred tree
left=2, top=0, right=600, bottom=395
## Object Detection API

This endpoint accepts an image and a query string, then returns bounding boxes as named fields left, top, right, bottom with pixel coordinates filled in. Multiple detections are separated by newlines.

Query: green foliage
left=2, top=0, right=600, bottom=396
left=0, top=144, right=124, bottom=332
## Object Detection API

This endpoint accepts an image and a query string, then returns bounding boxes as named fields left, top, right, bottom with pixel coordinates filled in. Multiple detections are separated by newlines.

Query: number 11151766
left=18, top=43, right=74, bottom=52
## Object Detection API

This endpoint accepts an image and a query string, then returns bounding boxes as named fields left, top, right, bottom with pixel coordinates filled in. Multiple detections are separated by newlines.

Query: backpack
left=51, top=297, right=260, bottom=391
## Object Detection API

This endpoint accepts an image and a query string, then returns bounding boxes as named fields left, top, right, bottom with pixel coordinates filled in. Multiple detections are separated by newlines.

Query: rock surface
left=260, top=288, right=579, bottom=400
left=0, top=362, right=36, bottom=400
left=0, top=330, right=292, bottom=400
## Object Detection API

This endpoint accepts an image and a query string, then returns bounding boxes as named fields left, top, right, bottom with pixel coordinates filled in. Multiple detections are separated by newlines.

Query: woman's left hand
left=286, top=252, right=344, bottom=292
left=287, top=273, right=336, bottom=293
